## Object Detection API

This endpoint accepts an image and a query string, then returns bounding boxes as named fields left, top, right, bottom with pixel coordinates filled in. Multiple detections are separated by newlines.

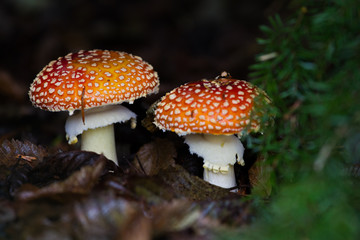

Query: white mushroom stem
left=65, top=104, right=136, bottom=164
left=203, top=164, right=236, bottom=189
left=184, top=134, right=245, bottom=189
left=81, top=125, right=117, bottom=162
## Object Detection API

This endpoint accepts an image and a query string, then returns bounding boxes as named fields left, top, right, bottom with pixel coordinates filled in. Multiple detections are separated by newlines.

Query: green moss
left=231, top=0, right=360, bottom=239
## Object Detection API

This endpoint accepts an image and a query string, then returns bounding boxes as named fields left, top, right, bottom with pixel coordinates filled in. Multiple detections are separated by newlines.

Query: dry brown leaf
left=118, top=209, right=152, bottom=240
left=0, top=139, right=48, bottom=198
left=150, top=199, right=200, bottom=234
left=7, top=190, right=140, bottom=240
left=27, top=150, right=118, bottom=187
left=125, top=164, right=231, bottom=203
left=248, top=155, right=273, bottom=198
left=159, top=164, right=232, bottom=201
left=72, top=191, right=140, bottom=240
left=141, top=99, right=160, bottom=133
left=117, top=200, right=201, bottom=239
left=15, top=157, right=106, bottom=201
left=0, top=139, right=47, bottom=167
left=132, top=138, right=177, bottom=176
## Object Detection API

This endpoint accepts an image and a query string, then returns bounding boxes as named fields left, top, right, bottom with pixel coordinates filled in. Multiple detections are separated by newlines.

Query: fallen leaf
left=150, top=199, right=200, bottom=234
left=132, top=138, right=176, bottom=176
left=126, top=164, right=232, bottom=203
left=0, top=139, right=48, bottom=198
left=0, top=139, right=47, bottom=168
left=71, top=191, right=140, bottom=239
left=159, top=164, right=233, bottom=201
left=6, top=190, right=140, bottom=240
left=248, top=155, right=273, bottom=198
left=3, top=149, right=118, bottom=199
left=197, top=198, right=253, bottom=227
left=15, top=158, right=106, bottom=201
left=118, top=207, right=152, bottom=240
left=26, top=150, right=117, bottom=188
left=141, top=99, right=160, bottom=133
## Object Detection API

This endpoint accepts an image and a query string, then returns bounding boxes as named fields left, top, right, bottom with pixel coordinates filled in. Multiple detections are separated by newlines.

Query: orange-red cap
left=154, top=72, right=270, bottom=135
left=29, top=49, right=159, bottom=114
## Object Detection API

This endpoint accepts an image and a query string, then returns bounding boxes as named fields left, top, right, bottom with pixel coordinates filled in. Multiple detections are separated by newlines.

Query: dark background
left=0, top=0, right=287, bottom=149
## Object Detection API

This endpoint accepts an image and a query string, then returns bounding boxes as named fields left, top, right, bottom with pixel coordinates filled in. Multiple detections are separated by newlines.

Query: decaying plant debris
left=0, top=139, right=255, bottom=239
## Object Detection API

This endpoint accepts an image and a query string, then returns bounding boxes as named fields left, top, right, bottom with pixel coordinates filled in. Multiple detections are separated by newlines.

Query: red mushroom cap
left=154, top=72, right=270, bottom=135
left=29, top=49, right=159, bottom=113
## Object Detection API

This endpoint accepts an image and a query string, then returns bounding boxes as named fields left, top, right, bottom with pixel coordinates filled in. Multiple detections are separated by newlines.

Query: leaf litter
left=0, top=138, right=255, bottom=239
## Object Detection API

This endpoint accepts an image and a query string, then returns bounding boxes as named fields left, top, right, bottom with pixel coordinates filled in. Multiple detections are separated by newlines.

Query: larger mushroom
left=29, top=49, right=159, bottom=164
left=154, top=72, right=270, bottom=189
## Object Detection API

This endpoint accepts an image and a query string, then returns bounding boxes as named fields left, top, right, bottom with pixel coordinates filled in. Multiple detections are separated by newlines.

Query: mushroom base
left=203, top=165, right=236, bottom=189
left=81, top=124, right=118, bottom=163
left=184, top=134, right=245, bottom=189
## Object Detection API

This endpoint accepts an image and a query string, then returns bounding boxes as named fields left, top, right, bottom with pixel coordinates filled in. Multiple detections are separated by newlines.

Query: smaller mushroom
left=29, top=50, right=159, bottom=164
left=153, top=72, right=271, bottom=189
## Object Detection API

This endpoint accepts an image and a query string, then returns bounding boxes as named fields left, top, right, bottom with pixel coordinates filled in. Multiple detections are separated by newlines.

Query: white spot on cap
left=185, top=98, right=194, bottom=104
left=169, top=93, right=176, bottom=100
left=164, top=104, right=171, bottom=111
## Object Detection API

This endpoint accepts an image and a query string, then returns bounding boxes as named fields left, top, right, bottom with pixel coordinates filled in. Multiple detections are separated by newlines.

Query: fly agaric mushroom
left=29, top=49, right=159, bottom=163
left=153, top=72, right=270, bottom=189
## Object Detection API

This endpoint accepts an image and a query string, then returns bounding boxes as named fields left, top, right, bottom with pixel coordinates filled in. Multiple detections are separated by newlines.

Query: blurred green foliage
left=226, top=0, right=360, bottom=239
